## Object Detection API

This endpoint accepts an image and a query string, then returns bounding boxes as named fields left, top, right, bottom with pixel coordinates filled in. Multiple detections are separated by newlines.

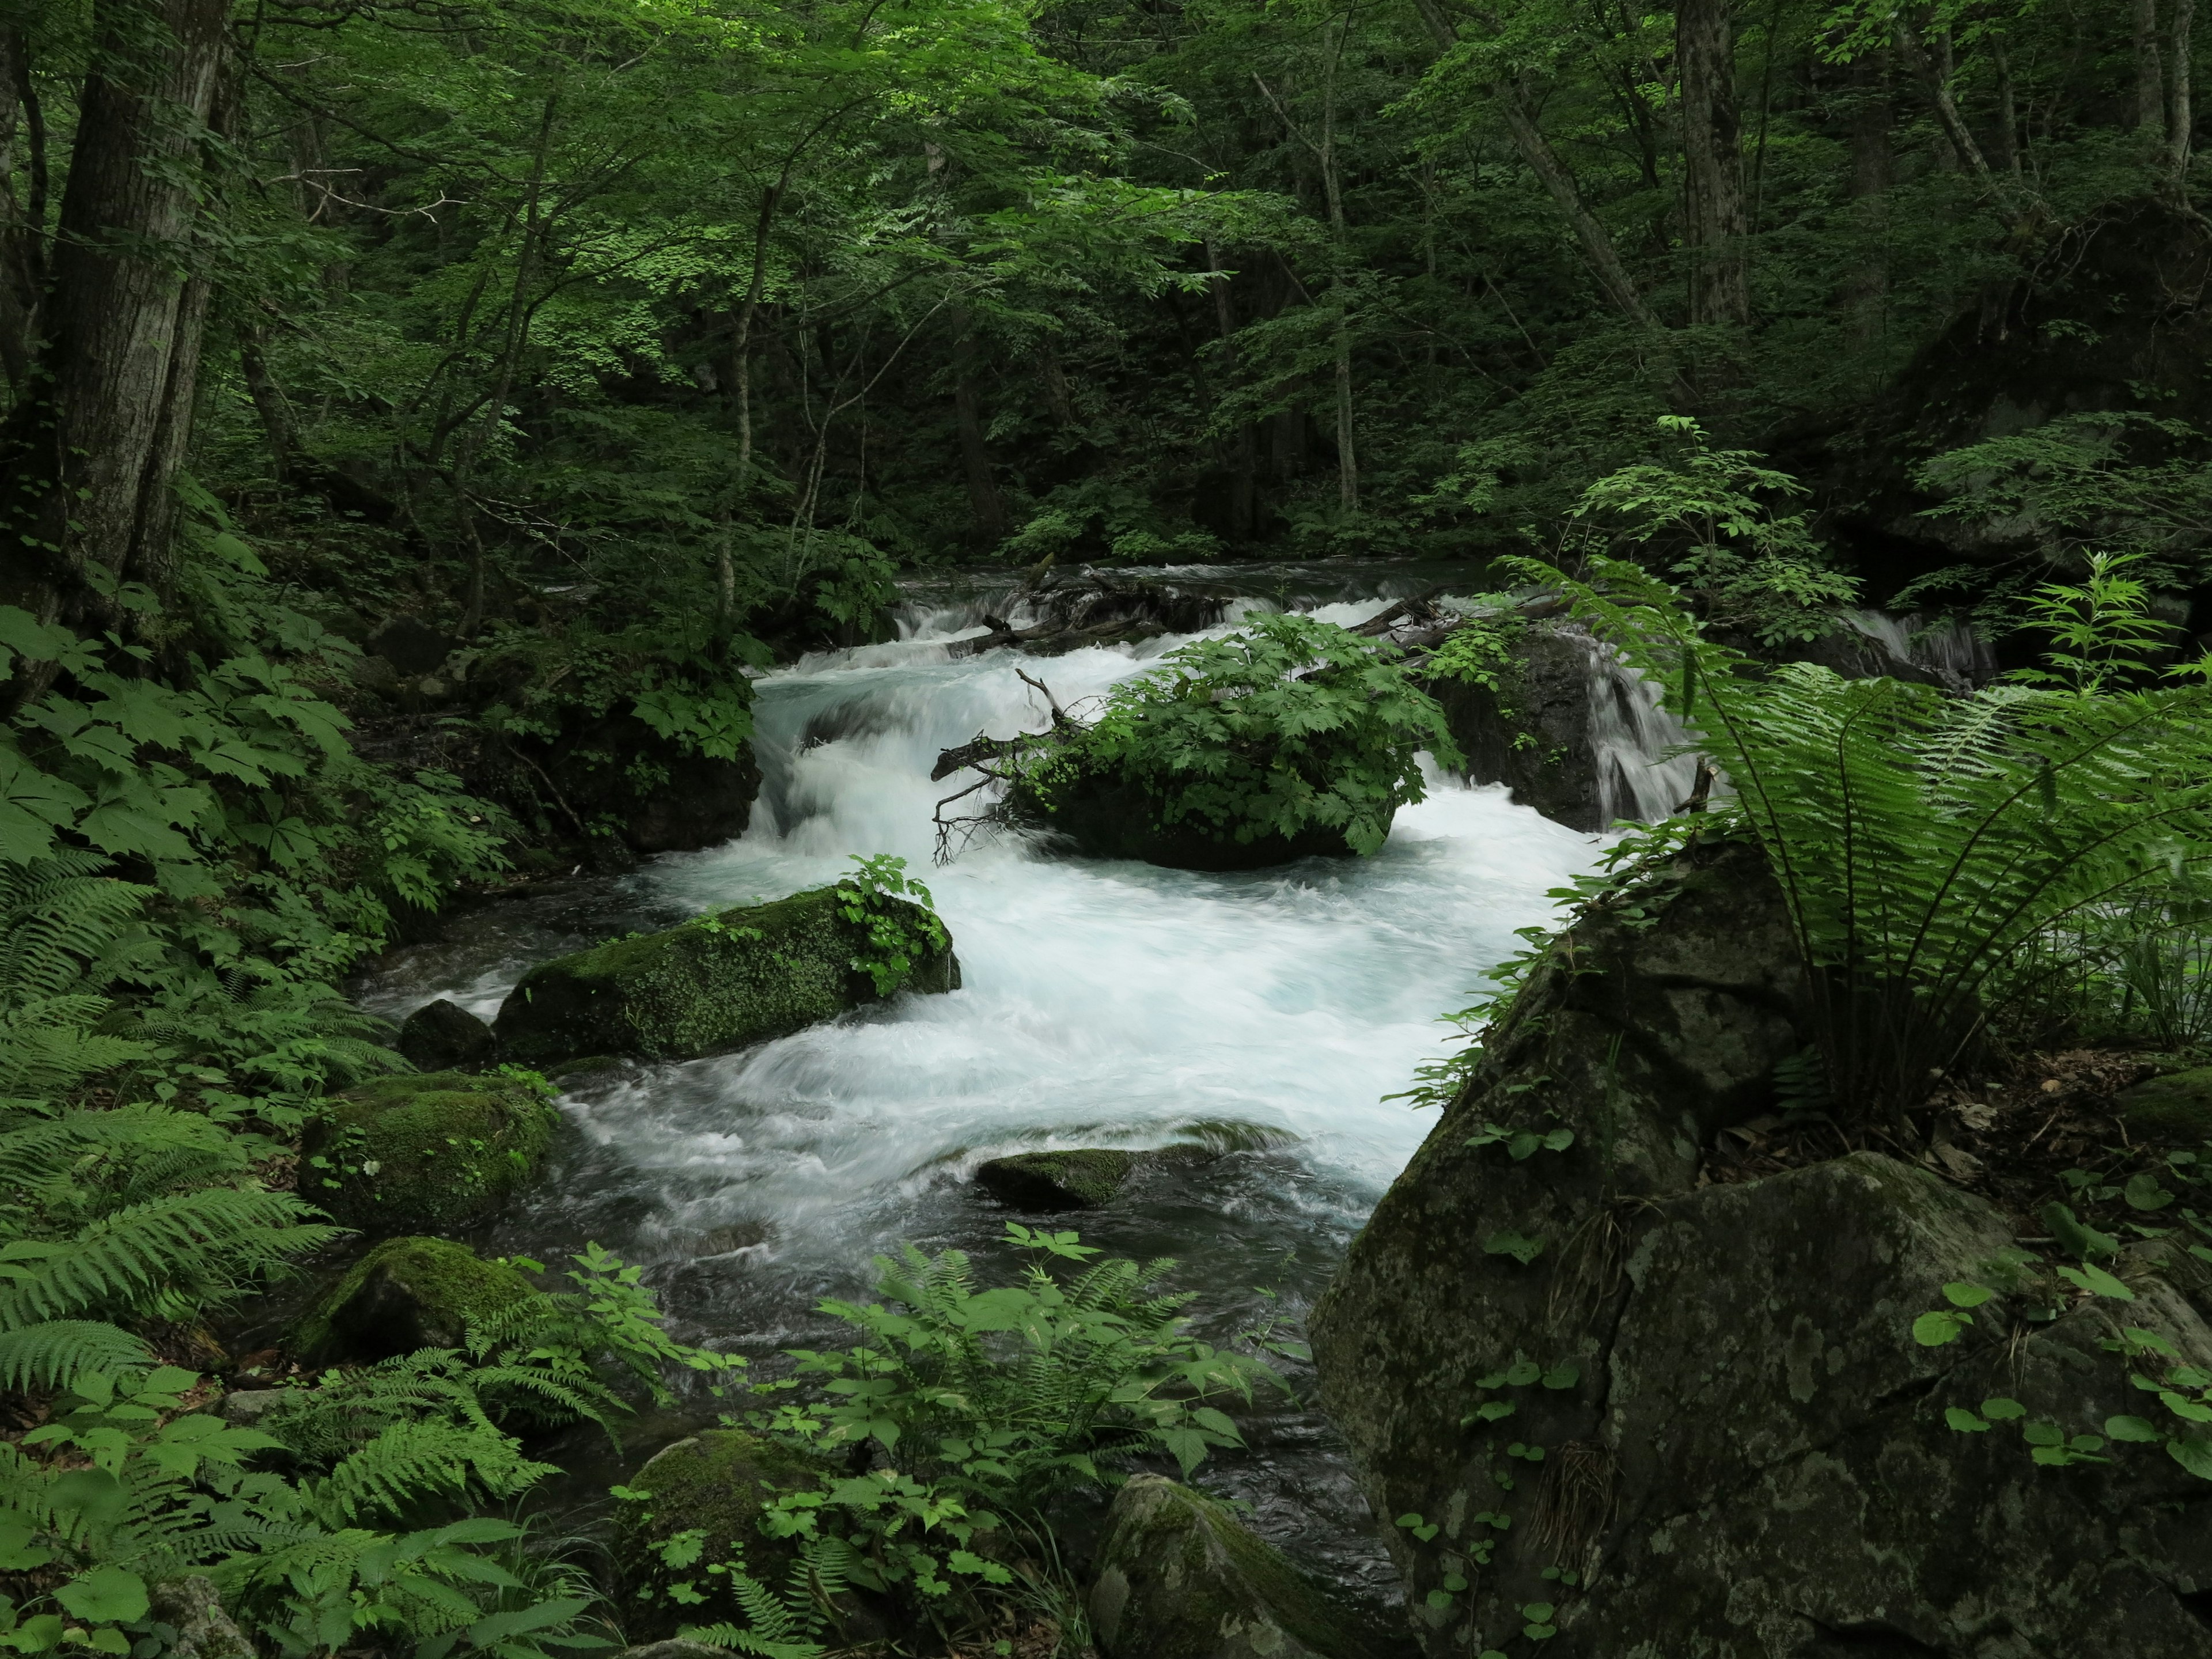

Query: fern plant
left=1533, top=554, right=2212, bottom=1120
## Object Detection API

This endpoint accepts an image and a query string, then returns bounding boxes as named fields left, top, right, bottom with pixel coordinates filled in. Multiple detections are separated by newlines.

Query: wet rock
left=293, top=1237, right=536, bottom=1363
left=1088, top=1475, right=1400, bottom=1659
left=1426, top=616, right=1616, bottom=830
left=2116, top=1066, right=2212, bottom=1143
left=612, top=1644, right=731, bottom=1659
left=299, top=1069, right=559, bottom=1233
left=613, top=1430, right=842, bottom=1642
left=535, top=708, right=761, bottom=855
left=1309, top=835, right=2212, bottom=1656
left=977, top=1149, right=1137, bottom=1209
left=218, top=1388, right=300, bottom=1426
left=494, top=886, right=960, bottom=1067
left=369, top=615, right=453, bottom=676
left=1012, top=768, right=1369, bottom=870
left=397, top=998, right=498, bottom=1072
left=975, top=1146, right=1217, bottom=1210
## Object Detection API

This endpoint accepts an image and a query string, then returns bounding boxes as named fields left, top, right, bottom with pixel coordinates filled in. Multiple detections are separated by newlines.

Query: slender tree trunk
left=1893, top=13, right=1991, bottom=181
left=950, top=315, right=1007, bottom=541
left=1843, top=54, right=1893, bottom=343
left=2138, top=0, right=2168, bottom=135
left=1204, top=237, right=1257, bottom=541
left=0, top=0, right=230, bottom=644
left=1410, top=0, right=1661, bottom=331
left=1992, top=37, right=2021, bottom=179
left=2171, top=0, right=2195, bottom=180
left=1676, top=0, right=1749, bottom=326
left=239, top=327, right=301, bottom=481
left=0, top=28, right=44, bottom=392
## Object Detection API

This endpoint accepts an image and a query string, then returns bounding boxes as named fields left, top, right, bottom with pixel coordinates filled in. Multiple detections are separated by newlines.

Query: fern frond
left=0, top=1318, right=154, bottom=1388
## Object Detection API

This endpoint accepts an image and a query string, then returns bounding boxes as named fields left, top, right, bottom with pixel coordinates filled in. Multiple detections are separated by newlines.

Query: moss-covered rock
left=1088, top=1476, right=1399, bottom=1659
left=300, top=1070, right=558, bottom=1233
left=1010, top=767, right=1368, bottom=870
left=493, top=886, right=960, bottom=1067
left=612, top=1430, right=836, bottom=1641
left=975, top=1149, right=1137, bottom=1209
left=292, top=1236, right=536, bottom=1363
left=2116, top=1066, right=2212, bottom=1143
left=396, top=998, right=498, bottom=1072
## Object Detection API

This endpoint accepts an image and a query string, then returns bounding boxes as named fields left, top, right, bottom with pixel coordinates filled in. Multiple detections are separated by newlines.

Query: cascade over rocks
left=494, top=885, right=959, bottom=1066
left=1309, top=836, right=2212, bottom=1657
left=1426, top=618, right=1625, bottom=831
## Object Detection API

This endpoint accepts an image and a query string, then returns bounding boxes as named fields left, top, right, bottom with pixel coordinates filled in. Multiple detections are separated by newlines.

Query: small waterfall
left=1841, top=609, right=1994, bottom=690
left=1567, top=628, right=1703, bottom=825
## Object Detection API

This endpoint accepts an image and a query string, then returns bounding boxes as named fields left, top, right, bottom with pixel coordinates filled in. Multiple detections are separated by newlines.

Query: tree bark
left=0, top=0, right=232, bottom=635
left=0, top=28, right=44, bottom=393
left=1203, top=237, right=1258, bottom=541
left=2171, top=0, right=2195, bottom=181
left=951, top=317, right=1008, bottom=541
left=1842, top=54, right=1892, bottom=340
left=1676, top=0, right=1749, bottom=326
left=1410, top=0, right=1661, bottom=331
left=239, top=327, right=302, bottom=482
left=2138, top=0, right=2168, bottom=135
left=1892, top=13, right=1991, bottom=181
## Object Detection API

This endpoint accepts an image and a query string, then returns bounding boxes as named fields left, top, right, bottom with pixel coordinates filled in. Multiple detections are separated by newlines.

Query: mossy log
left=300, top=1070, right=558, bottom=1233
left=493, top=885, right=959, bottom=1067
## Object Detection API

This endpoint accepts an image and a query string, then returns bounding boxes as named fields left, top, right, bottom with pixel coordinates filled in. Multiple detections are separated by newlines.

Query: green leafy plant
left=834, top=854, right=949, bottom=997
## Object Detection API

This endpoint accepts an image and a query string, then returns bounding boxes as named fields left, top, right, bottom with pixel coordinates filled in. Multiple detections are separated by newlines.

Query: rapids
left=353, top=563, right=1633, bottom=1596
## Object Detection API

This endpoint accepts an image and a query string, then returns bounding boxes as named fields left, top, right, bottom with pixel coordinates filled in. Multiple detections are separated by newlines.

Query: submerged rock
left=975, top=1145, right=1217, bottom=1210
left=612, top=1430, right=841, bottom=1642
left=300, top=1069, right=558, bottom=1232
left=1088, top=1475, right=1400, bottom=1659
left=294, top=1236, right=536, bottom=1363
left=396, top=997, right=498, bottom=1072
left=1309, top=835, right=2212, bottom=1656
left=494, top=885, right=959, bottom=1067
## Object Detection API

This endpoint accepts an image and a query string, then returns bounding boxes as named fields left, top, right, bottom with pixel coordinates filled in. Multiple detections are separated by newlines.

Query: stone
left=532, top=707, right=762, bottom=855
left=613, top=1430, right=842, bottom=1642
left=2115, top=1066, right=2212, bottom=1143
left=369, top=615, right=453, bottom=676
left=1309, top=833, right=2212, bottom=1657
left=293, top=1236, right=537, bottom=1364
left=219, top=1388, right=299, bottom=1426
left=146, top=1577, right=256, bottom=1659
left=612, top=1644, right=732, bottom=1659
left=1010, top=767, right=1368, bottom=870
left=494, top=886, right=960, bottom=1067
left=1088, top=1475, right=1400, bottom=1659
left=1427, top=616, right=1616, bottom=830
left=976, top=1149, right=1137, bottom=1209
left=298, top=1069, right=559, bottom=1233
left=397, top=997, right=498, bottom=1072
left=974, top=1145, right=1217, bottom=1210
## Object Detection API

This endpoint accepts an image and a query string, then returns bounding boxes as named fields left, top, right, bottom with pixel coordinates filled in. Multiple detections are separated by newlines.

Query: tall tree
left=1677, top=0, right=1749, bottom=325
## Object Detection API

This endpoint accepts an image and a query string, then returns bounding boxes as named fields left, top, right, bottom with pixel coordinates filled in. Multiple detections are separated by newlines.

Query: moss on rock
left=493, top=886, right=959, bottom=1067
left=300, top=1069, right=558, bottom=1233
left=2116, top=1066, right=2212, bottom=1143
left=975, top=1149, right=1138, bottom=1209
left=1088, top=1476, right=1399, bottom=1659
left=612, top=1430, right=836, bottom=1641
left=293, top=1236, right=536, bottom=1363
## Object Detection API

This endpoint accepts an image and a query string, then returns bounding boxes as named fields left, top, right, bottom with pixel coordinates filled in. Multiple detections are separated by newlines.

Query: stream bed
left=351, top=561, right=1609, bottom=1605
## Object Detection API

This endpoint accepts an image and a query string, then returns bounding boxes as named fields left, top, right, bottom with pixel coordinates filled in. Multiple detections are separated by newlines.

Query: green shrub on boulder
left=494, top=880, right=959, bottom=1067
left=612, top=1430, right=837, bottom=1640
left=293, top=1236, right=536, bottom=1363
left=300, top=1069, right=559, bottom=1232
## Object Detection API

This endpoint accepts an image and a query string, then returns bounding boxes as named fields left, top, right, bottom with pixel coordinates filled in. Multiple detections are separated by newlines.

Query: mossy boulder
left=1088, top=1476, right=1400, bottom=1659
left=397, top=998, right=498, bottom=1072
left=976, top=1149, right=1137, bottom=1209
left=293, top=1236, right=536, bottom=1363
left=300, top=1070, right=559, bottom=1233
left=1010, top=767, right=1368, bottom=870
left=612, top=1430, right=838, bottom=1641
left=493, top=886, right=960, bottom=1067
left=2116, top=1066, right=2212, bottom=1143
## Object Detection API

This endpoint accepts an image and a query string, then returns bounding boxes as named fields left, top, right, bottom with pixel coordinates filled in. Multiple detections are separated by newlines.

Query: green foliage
left=833, top=855, right=950, bottom=997
left=1424, top=611, right=1525, bottom=694
left=1565, top=419, right=1857, bottom=647
left=1029, top=613, right=1461, bottom=856
left=1540, top=554, right=2212, bottom=1120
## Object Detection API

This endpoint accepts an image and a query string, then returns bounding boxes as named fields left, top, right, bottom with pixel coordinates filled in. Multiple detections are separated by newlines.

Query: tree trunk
left=1410, top=0, right=1661, bottom=332
left=951, top=319, right=1008, bottom=542
left=1893, top=14, right=1991, bottom=181
left=240, top=327, right=302, bottom=482
left=0, top=27, right=46, bottom=393
left=1676, top=0, right=1749, bottom=326
left=2138, top=0, right=2168, bottom=135
left=1842, top=54, right=1893, bottom=341
left=2171, top=0, right=2195, bottom=180
left=0, top=0, right=231, bottom=637
left=1204, top=238, right=1257, bottom=541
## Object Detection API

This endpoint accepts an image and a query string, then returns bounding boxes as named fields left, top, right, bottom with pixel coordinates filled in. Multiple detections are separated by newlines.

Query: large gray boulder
left=1310, top=835, right=2212, bottom=1656
left=1088, top=1475, right=1400, bottom=1659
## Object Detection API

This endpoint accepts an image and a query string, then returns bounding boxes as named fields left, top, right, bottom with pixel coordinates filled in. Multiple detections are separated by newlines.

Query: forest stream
left=348, top=562, right=1610, bottom=1601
